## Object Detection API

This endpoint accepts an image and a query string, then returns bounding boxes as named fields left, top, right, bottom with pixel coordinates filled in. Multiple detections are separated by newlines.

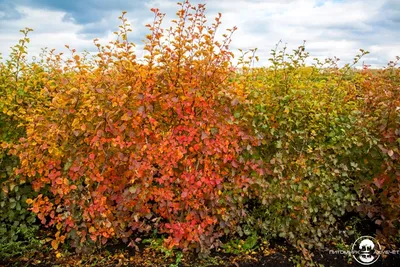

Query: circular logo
left=352, top=236, right=381, bottom=265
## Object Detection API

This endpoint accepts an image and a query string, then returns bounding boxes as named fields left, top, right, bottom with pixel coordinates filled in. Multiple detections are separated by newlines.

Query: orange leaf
left=51, top=239, right=59, bottom=250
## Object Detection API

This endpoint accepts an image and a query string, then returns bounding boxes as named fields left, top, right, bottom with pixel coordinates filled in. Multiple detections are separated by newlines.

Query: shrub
left=0, top=28, right=44, bottom=258
left=1, top=0, right=398, bottom=261
left=355, top=58, right=400, bottom=242
left=228, top=43, right=388, bottom=255
left=10, top=1, right=258, bottom=254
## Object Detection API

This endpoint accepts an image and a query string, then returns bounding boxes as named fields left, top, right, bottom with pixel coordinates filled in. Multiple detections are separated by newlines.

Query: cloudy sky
left=0, top=0, right=399, bottom=68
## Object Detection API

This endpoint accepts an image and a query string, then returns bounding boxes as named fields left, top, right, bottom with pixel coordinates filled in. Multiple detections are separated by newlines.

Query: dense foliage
left=0, top=0, right=399, bottom=263
left=232, top=45, right=399, bottom=258
left=0, top=28, right=45, bottom=258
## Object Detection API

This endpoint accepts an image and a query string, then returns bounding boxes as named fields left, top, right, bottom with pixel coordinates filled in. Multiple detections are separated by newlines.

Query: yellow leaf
left=72, top=118, right=80, bottom=128
left=69, top=88, right=79, bottom=94
left=0, top=142, right=8, bottom=149
left=2, top=185, right=8, bottom=194
left=121, top=113, right=130, bottom=121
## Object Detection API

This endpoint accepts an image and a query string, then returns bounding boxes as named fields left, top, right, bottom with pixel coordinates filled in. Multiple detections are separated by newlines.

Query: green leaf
left=276, top=140, right=282, bottom=148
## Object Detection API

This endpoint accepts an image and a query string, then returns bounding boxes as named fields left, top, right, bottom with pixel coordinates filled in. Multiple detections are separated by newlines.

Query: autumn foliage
left=5, top=1, right=260, bottom=253
left=355, top=61, right=400, bottom=239
left=0, top=0, right=399, bottom=259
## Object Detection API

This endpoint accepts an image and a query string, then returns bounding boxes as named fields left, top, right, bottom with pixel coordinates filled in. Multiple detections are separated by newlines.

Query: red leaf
left=71, top=165, right=80, bottom=172
left=231, top=160, right=238, bottom=168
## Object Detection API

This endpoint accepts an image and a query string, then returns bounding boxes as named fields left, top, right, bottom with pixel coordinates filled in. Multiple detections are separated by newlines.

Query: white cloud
left=0, top=0, right=398, bottom=68
left=0, top=6, right=87, bottom=58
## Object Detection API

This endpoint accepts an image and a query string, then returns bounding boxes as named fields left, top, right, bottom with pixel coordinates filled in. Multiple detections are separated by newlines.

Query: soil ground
left=1, top=215, right=399, bottom=266
left=1, top=240, right=400, bottom=267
